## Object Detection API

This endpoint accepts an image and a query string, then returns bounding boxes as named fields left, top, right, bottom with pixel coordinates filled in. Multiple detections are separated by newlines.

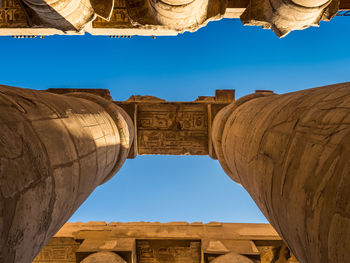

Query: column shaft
left=0, top=85, right=133, bottom=263
left=241, top=0, right=339, bottom=37
left=213, top=83, right=350, bottom=263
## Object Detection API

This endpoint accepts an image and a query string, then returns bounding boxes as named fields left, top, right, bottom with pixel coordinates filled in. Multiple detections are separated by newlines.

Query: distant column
left=126, top=0, right=226, bottom=31
left=241, top=0, right=339, bottom=37
left=211, top=252, right=253, bottom=263
left=148, top=0, right=209, bottom=30
left=0, top=85, right=134, bottom=263
left=213, top=83, right=350, bottom=263
left=81, top=252, right=126, bottom=263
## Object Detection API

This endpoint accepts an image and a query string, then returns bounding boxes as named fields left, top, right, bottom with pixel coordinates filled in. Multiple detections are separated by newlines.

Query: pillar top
left=47, top=88, right=235, bottom=158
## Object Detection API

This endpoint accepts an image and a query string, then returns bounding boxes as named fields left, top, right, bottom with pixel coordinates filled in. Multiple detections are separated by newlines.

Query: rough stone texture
left=241, top=0, right=339, bottom=37
left=211, top=252, right=253, bottom=263
left=257, top=242, right=299, bottom=263
left=126, top=0, right=227, bottom=32
left=19, top=0, right=115, bottom=31
left=113, top=89, right=235, bottom=157
left=81, top=251, right=126, bottom=263
left=0, top=85, right=134, bottom=263
left=213, top=82, right=350, bottom=263
left=1, top=0, right=348, bottom=36
left=32, top=222, right=298, bottom=263
left=31, top=237, right=80, bottom=262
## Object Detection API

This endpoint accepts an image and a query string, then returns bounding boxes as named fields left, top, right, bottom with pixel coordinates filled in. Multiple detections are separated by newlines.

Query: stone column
left=0, top=85, right=134, bottom=263
left=211, top=252, right=253, bottom=263
left=241, top=0, right=339, bottom=37
left=126, top=0, right=227, bottom=32
left=81, top=252, right=126, bottom=263
left=212, top=83, right=350, bottom=263
left=148, top=0, right=210, bottom=30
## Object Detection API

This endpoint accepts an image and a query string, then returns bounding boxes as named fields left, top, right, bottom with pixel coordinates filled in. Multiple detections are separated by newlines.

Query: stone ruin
left=1, top=82, right=350, bottom=263
left=0, top=0, right=349, bottom=37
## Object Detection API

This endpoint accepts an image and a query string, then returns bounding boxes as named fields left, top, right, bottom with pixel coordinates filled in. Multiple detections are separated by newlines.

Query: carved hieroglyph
left=137, top=240, right=201, bottom=262
left=241, top=0, right=340, bottom=37
left=0, top=86, right=134, bottom=263
left=31, top=238, right=79, bottom=263
left=213, top=82, right=350, bottom=263
left=32, top=222, right=298, bottom=263
left=113, top=89, right=235, bottom=157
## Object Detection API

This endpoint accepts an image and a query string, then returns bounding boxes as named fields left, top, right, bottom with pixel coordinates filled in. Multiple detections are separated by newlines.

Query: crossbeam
left=47, top=88, right=238, bottom=158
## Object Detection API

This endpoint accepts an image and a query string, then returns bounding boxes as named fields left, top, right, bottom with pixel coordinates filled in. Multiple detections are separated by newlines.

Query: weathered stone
left=213, top=82, right=350, bottom=263
left=211, top=252, right=253, bottom=263
left=0, top=85, right=134, bottom=263
left=241, top=0, right=339, bottom=37
left=113, top=89, right=234, bottom=157
left=81, top=251, right=126, bottom=263
left=126, top=0, right=227, bottom=32
left=33, top=222, right=297, bottom=263
left=0, top=0, right=348, bottom=36
left=2, top=83, right=350, bottom=263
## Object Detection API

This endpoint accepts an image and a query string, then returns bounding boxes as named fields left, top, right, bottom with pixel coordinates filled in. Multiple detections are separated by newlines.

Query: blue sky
left=1, top=17, right=350, bottom=223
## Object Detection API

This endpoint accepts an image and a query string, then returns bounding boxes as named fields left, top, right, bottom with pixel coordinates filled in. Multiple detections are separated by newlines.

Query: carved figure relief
left=137, top=240, right=201, bottom=263
left=137, top=104, right=209, bottom=155
left=32, top=238, right=79, bottom=262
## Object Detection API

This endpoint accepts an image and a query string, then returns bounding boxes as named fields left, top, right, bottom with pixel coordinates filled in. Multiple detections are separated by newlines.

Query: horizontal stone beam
left=47, top=88, right=237, bottom=158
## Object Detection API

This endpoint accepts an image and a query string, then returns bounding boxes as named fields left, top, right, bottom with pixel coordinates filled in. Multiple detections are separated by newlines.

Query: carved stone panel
left=0, top=0, right=28, bottom=27
left=92, top=0, right=132, bottom=28
left=136, top=239, right=201, bottom=263
left=137, top=103, right=209, bottom=155
left=47, top=88, right=234, bottom=156
left=32, top=238, right=80, bottom=263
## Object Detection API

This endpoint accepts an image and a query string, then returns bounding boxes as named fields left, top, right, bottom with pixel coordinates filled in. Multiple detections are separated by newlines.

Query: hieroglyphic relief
left=0, top=0, right=28, bottom=27
left=33, top=238, right=80, bottom=263
left=256, top=242, right=298, bottom=263
left=137, top=240, right=201, bottom=263
left=92, top=0, right=132, bottom=28
left=137, top=104, right=209, bottom=155
left=111, top=90, right=235, bottom=156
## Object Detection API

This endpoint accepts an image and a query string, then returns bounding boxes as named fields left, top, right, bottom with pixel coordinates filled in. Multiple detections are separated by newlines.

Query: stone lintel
left=114, top=90, right=235, bottom=158
left=33, top=222, right=296, bottom=263
left=47, top=88, right=235, bottom=158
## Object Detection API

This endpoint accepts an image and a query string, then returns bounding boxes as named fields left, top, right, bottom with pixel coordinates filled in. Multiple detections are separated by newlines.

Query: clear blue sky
left=1, top=17, right=350, bottom=223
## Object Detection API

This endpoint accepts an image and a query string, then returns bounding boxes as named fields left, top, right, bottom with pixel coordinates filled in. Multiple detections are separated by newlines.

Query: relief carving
left=137, top=240, right=201, bottom=263
left=92, top=0, right=132, bottom=28
left=0, top=0, right=27, bottom=27
left=33, top=238, right=79, bottom=263
left=137, top=104, right=209, bottom=155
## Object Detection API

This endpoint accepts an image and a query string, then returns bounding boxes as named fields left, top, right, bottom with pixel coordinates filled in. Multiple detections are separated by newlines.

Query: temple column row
left=1, top=83, right=350, bottom=263
left=0, top=86, right=134, bottom=263
left=212, top=82, right=350, bottom=263
left=19, top=0, right=339, bottom=36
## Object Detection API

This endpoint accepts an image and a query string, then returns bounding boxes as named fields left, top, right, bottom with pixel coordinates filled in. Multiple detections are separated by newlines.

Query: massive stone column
left=212, top=83, right=350, bottom=263
left=241, top=0, right=339, bottom=37
left=126, top=0, right=227, bottom=32
left=0, top=85, right=134, bottom=263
